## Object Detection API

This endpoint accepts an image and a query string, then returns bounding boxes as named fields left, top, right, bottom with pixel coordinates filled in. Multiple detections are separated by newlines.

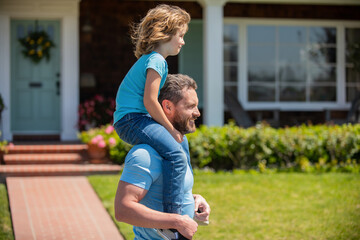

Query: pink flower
left=105, top=125, right=114, bottom=134
left=8, top=142, right=15, bottom=149
left=106, top=109, right=113, bottom=116
left=91, top=135, right=103, bottom=144
left=77, top=95, right=115, bottom=130
left=97, top=140, right=106, bottom=148
left=94, top=95, right=104, bottom=102
left=109, top=137, right=116, bottom=147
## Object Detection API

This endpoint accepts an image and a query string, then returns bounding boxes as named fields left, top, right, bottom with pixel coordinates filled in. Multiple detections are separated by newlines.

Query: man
left=114, top=74, right=210, bottom=240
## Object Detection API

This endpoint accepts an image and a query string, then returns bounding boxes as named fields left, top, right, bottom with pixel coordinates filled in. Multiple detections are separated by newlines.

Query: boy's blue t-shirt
left=120, top=140, right=195, bottom=240
left=113, top=51, right=168, bottom=124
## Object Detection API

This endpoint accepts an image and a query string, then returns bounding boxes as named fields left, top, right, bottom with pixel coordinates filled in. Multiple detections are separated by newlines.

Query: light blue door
left=11, top=20, right=60, bottom=133
left=179, top=20, right=204, bottom=108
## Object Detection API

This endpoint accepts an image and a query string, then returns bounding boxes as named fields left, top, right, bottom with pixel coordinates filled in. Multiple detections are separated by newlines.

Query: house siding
left=224, top=3, right=360, bottom=20
left=79, top=0, right=202, bottom=102
left=79, top=0, right=359, bottom=126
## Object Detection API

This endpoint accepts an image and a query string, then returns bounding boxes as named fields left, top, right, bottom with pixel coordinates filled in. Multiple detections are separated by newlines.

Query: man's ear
left=161, top=99, right=174, bottom=115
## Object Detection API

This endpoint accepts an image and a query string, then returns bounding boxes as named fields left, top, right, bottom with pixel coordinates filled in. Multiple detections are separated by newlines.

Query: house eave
left=225, top=0, right=360, bottom=5
left=136, top=0, right=360, bottom=6
left=0, top=0, right=80, bottom=16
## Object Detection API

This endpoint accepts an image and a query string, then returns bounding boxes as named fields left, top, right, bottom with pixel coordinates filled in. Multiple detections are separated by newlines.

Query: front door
left=11, top=20, right=60, bottom=133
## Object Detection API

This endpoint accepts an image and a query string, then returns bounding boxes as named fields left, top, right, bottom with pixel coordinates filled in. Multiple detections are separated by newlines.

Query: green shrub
left=0, top=131, right=7, bottom=153
left=79, top=123, right=360, bottom=172
left=108, top=139, right=132, bottom=165
left=0, top=141, right=7, bottom=153
left=187, top=123, right=360, bottom=172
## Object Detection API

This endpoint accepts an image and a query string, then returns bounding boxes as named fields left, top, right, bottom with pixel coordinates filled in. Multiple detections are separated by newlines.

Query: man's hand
left=193, top=194, right=210, bottom=225
left=175, top=214, right=198, bottom=239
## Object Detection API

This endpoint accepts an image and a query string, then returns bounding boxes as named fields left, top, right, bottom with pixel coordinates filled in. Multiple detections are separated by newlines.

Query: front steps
left=0, top=143, right=121, bottom=179
left=4, top=153, right=83, bottom=165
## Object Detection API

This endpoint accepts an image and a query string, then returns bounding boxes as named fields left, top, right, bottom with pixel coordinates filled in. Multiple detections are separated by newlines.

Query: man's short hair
left=159, top=74, right=197, bottom=105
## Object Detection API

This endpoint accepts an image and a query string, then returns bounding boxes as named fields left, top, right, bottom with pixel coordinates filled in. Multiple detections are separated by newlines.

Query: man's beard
left=172, top=113, right=196, bottom=135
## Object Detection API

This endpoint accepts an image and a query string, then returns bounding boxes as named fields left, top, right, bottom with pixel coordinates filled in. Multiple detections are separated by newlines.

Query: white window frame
left=224, top=18, right=360, bottom=111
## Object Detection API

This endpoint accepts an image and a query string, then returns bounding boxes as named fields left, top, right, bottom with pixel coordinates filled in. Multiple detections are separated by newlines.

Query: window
left=346, top=28, right=360, bottom=102
left=223, top=20, right=360, bottom=110
left=247, top=25, right=276, bottom=101
left=247, top=25, right=337, bottom=103
left=224, top=24, right=238, bottom=98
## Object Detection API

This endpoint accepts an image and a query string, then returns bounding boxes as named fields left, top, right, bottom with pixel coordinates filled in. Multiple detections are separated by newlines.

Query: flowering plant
left=0, top=140, right=7, bottom=153
left=18, top=30, right=55, bottom=64
left=78, top=95, right=115, bottom=131
left=0, top=131, right=9, bottom=157
left=78, top=124, right=131, bottom=165
left=78, top=124, right=117, bottom=148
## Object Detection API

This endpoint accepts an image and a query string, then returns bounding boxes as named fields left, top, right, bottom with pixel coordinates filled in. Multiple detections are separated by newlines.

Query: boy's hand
left=171, top=129, right=183, bottom=143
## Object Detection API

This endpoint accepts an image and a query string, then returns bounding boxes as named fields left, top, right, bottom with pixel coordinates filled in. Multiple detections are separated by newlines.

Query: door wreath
left=18, top=23, right=55, bottom=64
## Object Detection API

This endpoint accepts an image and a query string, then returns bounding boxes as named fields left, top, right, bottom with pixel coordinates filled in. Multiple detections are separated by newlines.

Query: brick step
left=3, top=153, right=83, bottom=165
left=0, top=164, right=122, bottom=178
left=6, top=144, right=88, bottom=154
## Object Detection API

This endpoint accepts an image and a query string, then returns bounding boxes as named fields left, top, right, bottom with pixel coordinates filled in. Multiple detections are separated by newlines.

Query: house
left=0, top=0, right=359, bottom=141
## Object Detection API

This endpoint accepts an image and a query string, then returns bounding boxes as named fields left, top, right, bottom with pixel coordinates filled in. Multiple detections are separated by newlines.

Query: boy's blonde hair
left=131, top=4, right=191, bottom=59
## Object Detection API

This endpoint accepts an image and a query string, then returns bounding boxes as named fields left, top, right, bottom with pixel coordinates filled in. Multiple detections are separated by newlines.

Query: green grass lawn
left=0, top=183, right=14, bottom=240
left=1, top=173, right=359, bottom=240
left=88, top=172, right=360, bottom=240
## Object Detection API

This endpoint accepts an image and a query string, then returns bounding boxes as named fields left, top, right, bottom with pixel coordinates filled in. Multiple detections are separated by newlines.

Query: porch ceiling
left=138, top=0, right=360, bottom=6
left=224, top=0, right=360, bottom=5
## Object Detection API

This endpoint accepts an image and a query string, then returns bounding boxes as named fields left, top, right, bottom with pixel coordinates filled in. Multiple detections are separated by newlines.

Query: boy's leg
left=140, top=117, right=187, bottom=214
left=161, top=148, right=187, bottom=214
left=115, top=113, right=187, bottom=213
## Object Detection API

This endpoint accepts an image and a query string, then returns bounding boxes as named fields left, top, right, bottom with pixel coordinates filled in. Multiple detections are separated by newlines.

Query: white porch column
left=0, top=14, right=11, bottom=140
left=198, top=0, right=227, bottom=126
left=61, top=15, right=79, bottom=141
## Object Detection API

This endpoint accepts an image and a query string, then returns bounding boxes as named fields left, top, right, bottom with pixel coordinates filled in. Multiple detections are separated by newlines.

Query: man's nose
left=194, top=107, right=200, bottom=117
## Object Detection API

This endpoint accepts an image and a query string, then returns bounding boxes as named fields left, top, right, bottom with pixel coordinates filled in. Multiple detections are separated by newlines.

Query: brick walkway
left=2, top=143, right=124, bottom=240
left=7, top=176, right=124, bottom=240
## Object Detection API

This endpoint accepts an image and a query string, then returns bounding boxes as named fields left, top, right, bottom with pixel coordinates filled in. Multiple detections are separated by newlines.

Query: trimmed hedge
left=187, top=123, right=360, bottom=172
left=80, top=123, right=360, bottom=172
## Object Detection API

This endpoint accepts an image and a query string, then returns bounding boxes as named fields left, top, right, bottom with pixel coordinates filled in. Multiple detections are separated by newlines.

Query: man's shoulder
left=128, top=144, right=162, bottom=158
left=121, top=144, right=163, bottom=190
left=126, top=144, right=163, bottom=169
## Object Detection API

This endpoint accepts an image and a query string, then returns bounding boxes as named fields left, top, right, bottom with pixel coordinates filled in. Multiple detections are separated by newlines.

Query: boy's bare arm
left=144, top=68, right=183, bottom=143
